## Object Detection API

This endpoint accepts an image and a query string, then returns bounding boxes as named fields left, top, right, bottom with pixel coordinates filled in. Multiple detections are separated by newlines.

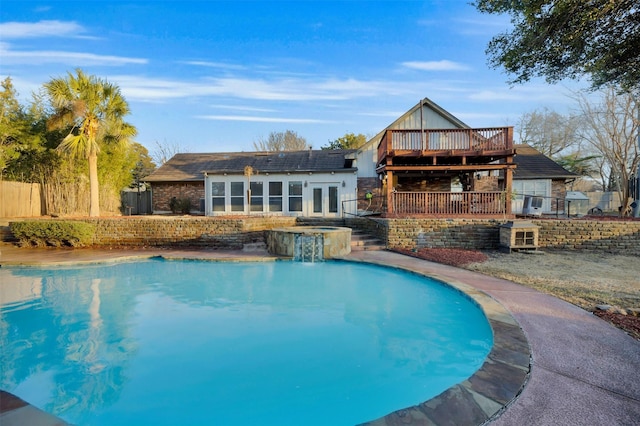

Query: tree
left=322, top=132, right=367, bottom=150
left=45, top=69, right=137, bottom=217
left=130, top=142, right=156, bottom=180
left=473, top=0, right=640, bottom=91
left=253, top=130, right=310, bottom=151
left=516, top=108, right=581, bottom=158
left=555, top=153, right=599, bottom=179
left=0, top=79, right=50, bottom=182
left=151, top=139, right=185, bottom=166
left=574, top=87, right=639, bottom=215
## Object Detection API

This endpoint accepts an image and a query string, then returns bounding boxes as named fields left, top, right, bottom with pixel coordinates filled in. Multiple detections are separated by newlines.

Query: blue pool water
left=0, top=259, right=492, bottom=425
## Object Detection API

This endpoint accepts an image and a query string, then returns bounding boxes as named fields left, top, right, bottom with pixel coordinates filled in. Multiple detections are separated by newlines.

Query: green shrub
left=169, top=197, right=193, bottom=214
left=11, top=220, right=96, bottom=247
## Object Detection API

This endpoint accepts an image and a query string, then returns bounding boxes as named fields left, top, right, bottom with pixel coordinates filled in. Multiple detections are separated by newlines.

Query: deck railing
left=378, top=127, right=513, bottom=160
left=392, top=191, right=506, bottom=216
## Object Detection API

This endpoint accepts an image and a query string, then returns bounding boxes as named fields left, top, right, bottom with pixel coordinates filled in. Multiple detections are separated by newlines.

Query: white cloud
left=0, top=20, right=87, bottom=39
left=208, top=105, right=277, bottom=113
left=116, top=74, right=436, bottom=103
left=468, top=90, right=526, bottom=102
left=196, top=115, right=331, bottom=124
left=0, top=45, right=148, bottom=66
left=180, top=61, right=247, bottom=71
left=467, top=84, right=576, bottom=103
left=402, top=60, right=470, bottom=71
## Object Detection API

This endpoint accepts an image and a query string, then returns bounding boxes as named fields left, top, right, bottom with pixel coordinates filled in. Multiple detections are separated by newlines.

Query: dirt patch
left=393, top=247, right=640, bottom=340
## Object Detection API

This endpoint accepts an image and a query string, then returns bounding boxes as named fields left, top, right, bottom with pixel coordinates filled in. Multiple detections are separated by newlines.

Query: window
left=269, top=182, right=283, bottom=212
left=250, top=181, right=263, bottom=212
left=329, top=186, right=338, bottom=213
left=211, top=182, right=225, bottom=212
left=313, top=188, right=322, bottom=213
left=230, top=181, right=244, bottom=212
left=513, top=179, right=550, bottom=212
left=289, top=181, right=302, bottom=212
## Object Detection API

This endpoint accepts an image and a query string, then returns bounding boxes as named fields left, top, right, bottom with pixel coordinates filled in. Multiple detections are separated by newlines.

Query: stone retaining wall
left=7, top=216, right=640, bottom=254
left=72, top=216, right=296, bottom=248
left=366, top=218, right=640, bottom=254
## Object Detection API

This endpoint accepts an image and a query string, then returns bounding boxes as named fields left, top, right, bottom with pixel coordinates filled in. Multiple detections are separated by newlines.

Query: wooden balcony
left=378, top=127, right=513, bottom=164
left=391, top=191, right=508, bottom=217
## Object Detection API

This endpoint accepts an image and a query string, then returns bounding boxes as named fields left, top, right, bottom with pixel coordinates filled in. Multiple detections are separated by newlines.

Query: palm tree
left=45, top=69, right=137, bottom=217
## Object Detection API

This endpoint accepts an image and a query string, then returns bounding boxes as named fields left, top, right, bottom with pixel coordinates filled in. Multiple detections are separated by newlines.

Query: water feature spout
left=294, top=234, right=323, bottom=262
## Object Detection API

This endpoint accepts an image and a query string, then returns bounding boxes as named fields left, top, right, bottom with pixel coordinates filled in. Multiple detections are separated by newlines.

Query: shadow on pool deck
left=1, top=244, right=639, bottom=425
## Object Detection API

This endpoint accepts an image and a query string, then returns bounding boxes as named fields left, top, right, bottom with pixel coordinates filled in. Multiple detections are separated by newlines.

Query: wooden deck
left=378, top=127, right=514, bottom=164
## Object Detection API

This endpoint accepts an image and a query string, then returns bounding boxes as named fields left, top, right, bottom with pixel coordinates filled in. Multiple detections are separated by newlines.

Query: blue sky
left=0, top=0, right=587, bottom=154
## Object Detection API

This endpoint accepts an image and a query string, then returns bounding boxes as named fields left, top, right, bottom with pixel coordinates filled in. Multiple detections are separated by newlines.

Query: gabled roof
left=514, top=144, right=578, bottom=179
left=359, top=97, right=470, bottom=153
left=145, top=150, right=357, bottom=182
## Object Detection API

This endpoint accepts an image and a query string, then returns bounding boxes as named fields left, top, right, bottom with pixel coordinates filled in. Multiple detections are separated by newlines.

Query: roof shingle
left=145, top=150, right=357, bottom=182
left=513, top=144, right=577, bottom=179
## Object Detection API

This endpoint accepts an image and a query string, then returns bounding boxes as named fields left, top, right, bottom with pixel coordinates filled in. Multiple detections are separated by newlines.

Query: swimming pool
left=0, top=259, right=493, bottom=425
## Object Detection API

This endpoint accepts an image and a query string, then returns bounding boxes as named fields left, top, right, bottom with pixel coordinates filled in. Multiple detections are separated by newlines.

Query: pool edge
left=1, top=250, right=531, bottom=426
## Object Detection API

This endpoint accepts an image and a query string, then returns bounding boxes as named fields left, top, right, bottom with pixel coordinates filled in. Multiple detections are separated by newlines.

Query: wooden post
left=386, top=170, right=394, bottom=215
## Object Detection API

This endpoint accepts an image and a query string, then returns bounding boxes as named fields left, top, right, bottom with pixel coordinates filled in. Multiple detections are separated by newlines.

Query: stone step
left=350, top=230, right=385, bottom=251
left=242, top=242, right=267, bottom=252
left=350, top=243, right=386, bottom=252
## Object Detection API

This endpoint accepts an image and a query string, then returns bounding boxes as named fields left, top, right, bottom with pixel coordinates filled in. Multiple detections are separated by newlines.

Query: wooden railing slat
left=391, top=191, right=505, bottom=215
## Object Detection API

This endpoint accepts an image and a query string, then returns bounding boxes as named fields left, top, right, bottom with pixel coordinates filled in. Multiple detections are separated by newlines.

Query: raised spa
left=265, top=226, right=351, bottom=260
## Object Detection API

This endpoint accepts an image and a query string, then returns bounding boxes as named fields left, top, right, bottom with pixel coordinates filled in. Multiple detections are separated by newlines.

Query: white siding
left=204, top=172, right=358, bottom=217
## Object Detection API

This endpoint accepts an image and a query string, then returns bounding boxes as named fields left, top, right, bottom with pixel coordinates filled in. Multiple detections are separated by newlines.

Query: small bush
left=11, top=221, right=96, bottom=247
left=169, top=197, right=193, bottom=214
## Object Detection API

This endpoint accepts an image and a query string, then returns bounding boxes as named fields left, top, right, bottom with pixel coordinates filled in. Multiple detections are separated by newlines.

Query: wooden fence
left=0, top=181, right=44, bottom=217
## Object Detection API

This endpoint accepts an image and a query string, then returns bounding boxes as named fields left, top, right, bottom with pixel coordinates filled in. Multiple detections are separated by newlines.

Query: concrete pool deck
left=1, top=244, right=639, bottom=425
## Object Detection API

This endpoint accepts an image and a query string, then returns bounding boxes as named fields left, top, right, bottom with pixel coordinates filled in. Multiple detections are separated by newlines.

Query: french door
left=310, top=184, right=339, bottom=217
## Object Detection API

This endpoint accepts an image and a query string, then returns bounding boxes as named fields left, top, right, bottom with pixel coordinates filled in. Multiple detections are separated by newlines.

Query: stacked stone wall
left=381, top=218, right=501, bottom=250
left=71, top=216, right=297, bottom=248
left=532, top=220, right=640, bottom=254
left=8, top=216, right=639, bottom=254
left=373, top=218, right=640, bottom=254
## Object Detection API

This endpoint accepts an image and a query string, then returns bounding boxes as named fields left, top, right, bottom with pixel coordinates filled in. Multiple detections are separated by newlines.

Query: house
left=511, top=144, right=578, bottom=215
left=145, top=98, right=576, bottom=219
left=145, top=150, right=358, bottom=217
left=355, top=97, right=516, bottom=217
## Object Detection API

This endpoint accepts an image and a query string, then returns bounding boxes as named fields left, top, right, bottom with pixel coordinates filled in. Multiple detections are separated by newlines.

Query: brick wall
left=473, top=176, right=500, bottom=192
left=152, top=182, right=205, bottom=213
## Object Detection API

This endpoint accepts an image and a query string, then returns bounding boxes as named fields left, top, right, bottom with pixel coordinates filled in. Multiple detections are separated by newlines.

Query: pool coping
left=343, top=256, right=531, bottom=426
left=0, top=247, right=530, bottom=426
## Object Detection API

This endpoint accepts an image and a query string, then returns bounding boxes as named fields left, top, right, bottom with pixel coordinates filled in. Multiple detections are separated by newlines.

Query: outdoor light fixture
left=342, top=181, right=346, bottom=187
